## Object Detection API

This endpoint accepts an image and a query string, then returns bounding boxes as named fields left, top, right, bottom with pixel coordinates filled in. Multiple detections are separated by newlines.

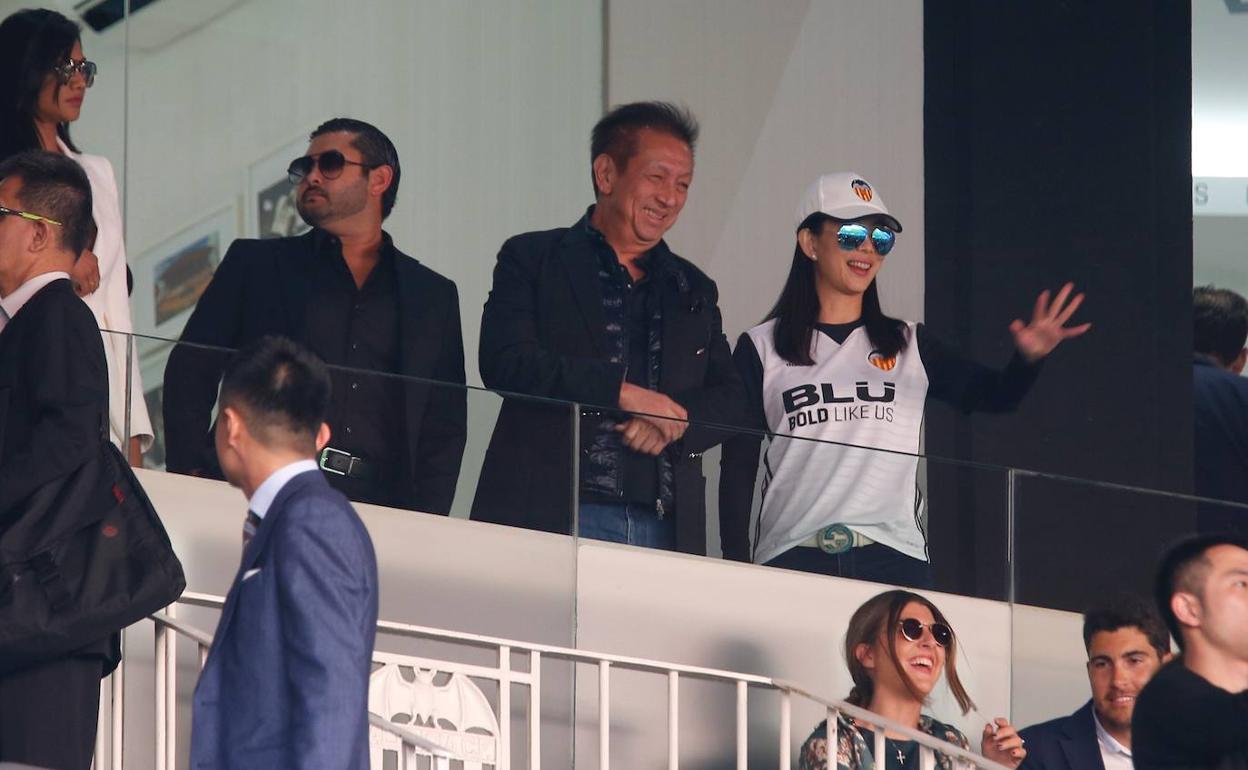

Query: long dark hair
left=844, top=590, right=975, bottom=715
left=765, top=212, right=906, bottom=366
left=0, top=9, right=82, bottom=161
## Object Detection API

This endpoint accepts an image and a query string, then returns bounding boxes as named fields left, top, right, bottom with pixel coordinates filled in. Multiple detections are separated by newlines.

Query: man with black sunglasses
left=164, top=118, right=467, bottom=516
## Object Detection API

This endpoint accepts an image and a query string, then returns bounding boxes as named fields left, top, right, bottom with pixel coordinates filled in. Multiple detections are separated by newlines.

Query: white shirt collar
left=1091, top=707, right=1132, bottom=758
left=0, top=272, right=70, bottom=330
left=247, top=459, right=319, bottom=519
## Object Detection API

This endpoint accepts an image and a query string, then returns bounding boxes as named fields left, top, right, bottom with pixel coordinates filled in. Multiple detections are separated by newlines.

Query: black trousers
left=765, top=543, right=935, bottom=589
left=0, top=656, right=103, bottom=770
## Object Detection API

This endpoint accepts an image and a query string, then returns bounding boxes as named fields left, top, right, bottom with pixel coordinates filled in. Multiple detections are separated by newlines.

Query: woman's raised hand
left=1009, top=282, right=1091, bottom=363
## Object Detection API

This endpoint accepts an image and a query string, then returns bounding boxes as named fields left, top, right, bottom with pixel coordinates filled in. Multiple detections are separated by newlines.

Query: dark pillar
left=923, top=1, right=1194, bottom=608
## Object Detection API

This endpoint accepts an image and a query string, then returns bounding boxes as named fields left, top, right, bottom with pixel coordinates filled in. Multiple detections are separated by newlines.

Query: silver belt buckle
left=816, top=524, right=855, bottom=555
left=319, top=446, right=351, bottom=476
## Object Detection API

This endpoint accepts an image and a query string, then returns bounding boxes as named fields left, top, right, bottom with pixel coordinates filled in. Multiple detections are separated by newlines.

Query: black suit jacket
left=0, top=277, right=117, bottom=664
left=163, top=231, right=467, bottom=514
left=1019, top=701, right=1107, bottom=770
left=470, top=220, right=744, bottom=554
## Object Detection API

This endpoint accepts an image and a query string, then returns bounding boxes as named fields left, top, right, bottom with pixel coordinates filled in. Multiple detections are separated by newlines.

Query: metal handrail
left=138, top=591, right=1012, bottom=770
left=145, top=606, right=460, bottom=770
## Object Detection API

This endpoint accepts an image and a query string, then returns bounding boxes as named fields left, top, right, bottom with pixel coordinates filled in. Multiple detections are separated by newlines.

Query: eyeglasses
left=286, top=150, right=378, bottom=185
left=837, top=222, right=896, bottom=256
left=0, top=205, right=62, bottom=227
left=898, top=618, right=952, bottom=647
left=52, top=58, right=97, bottom=88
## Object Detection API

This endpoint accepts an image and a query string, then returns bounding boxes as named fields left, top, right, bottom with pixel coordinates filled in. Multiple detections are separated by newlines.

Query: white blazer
left=59, top=138, right=154, bottom=451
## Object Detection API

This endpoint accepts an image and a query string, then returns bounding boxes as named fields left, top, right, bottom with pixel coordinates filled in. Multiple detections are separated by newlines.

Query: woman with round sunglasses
left=720, top=172, right=1088, bottom=586
left=799, top=589, right=1026, bottom=769
left=0, top=8, right=152, bottom=464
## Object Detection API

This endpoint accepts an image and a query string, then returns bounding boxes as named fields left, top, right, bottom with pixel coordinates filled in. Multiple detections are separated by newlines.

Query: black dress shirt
left=303, top=231, right=405, bottom=505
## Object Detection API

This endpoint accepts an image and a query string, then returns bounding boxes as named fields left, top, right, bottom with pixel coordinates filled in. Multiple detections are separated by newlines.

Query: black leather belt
left=318, top=447, right=377, bottom=482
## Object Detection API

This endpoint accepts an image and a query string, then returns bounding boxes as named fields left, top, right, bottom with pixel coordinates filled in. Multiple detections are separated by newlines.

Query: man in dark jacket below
left=1192, top=286, right=1248, bottom=533
left=472, top=101, right=743, bottom=554
left=0, top=151, right=113, bottom=769
left=1020, top=595, right=1170, bottom=770
left=1133, top=534, right=1248, bottom=769
left=164, top=118, right=466, bottom=515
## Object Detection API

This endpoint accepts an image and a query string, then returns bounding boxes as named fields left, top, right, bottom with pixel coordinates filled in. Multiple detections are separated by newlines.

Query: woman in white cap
left=719, top=172, right=1089, bottom=586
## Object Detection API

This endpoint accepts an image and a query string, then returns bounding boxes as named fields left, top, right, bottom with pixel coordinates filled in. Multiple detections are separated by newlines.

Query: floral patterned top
left=798, top=712, right=973, bottom=770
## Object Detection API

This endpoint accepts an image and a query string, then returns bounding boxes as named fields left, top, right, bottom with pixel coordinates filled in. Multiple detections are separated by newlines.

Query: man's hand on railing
left=980, top=718, right=1026, bottom=767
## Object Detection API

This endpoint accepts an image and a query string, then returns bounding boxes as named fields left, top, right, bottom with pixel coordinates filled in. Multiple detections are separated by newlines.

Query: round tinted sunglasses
left=837, top=222, right=896, bottom=256
left=53, top=58, right=97, bottom=88
left=898, top=617, right=952, bottom=647
left=286, top=150, right=379, bottom=185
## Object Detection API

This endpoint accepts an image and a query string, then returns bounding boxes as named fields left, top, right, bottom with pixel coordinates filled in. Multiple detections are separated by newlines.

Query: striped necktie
left=242, top=510, right=261, bottom=553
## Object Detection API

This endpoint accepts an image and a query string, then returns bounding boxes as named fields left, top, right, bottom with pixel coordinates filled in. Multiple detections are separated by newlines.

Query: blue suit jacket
left=1019, top=701, right=1106, bottom=770
left=190, top=470, right=379, bottom=769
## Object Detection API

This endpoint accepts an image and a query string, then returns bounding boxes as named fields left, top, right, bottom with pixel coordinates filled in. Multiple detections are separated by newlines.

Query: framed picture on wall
left=131, top=203, right=238, bottom=342
left=246, top=133, right=313, bottom=240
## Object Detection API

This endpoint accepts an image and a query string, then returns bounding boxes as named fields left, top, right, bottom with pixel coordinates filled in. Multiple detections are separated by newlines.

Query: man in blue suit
left=190, top=335, right=379, bottom=769
left=1020, top=595, right=1170, bottom=770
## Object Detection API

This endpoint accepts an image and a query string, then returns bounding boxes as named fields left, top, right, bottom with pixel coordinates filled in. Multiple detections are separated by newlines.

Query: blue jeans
left=578, top=502, right=677, bottom=551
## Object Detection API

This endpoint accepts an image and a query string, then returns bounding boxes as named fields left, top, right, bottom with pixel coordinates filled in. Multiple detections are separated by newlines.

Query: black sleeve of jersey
left=718, top=332, right=767, bottom=562
left=917, top=324, right=1042, bottom=413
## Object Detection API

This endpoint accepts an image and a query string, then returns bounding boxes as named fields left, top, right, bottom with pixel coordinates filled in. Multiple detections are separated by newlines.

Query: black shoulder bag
left=0, top=431, right=186, bottom=675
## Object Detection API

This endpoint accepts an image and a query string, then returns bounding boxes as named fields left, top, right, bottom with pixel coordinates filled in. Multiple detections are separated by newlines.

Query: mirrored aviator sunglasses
left=54, top=59, right=97, bottom=87
left=898, top=617, right=952, bottom=647
left=836, top=222, right=896, bottom=256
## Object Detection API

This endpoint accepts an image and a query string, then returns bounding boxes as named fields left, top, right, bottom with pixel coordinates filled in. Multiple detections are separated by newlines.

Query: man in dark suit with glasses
left=164, top=118, right=466, bottom=516
left=0, top=150, right=116, bottom=769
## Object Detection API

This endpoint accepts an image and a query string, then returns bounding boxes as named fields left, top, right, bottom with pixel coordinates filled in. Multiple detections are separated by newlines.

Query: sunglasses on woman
left=286, top=150, right=379, bottom=185
left=0, top=205, right=62, bottom=226
left=53, top=58, right=97, bottom=88
left=898, top=617, right=952, bottom=647
left=837, top=222, right=896, bottom=256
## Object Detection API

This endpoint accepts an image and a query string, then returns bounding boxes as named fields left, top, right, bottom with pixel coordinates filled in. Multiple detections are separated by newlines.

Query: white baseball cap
left=794, top=172, right=902, bottom=232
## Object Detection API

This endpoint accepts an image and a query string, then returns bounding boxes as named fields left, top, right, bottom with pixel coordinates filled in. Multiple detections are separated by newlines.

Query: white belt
left=796, top=524, right=875, bottom=554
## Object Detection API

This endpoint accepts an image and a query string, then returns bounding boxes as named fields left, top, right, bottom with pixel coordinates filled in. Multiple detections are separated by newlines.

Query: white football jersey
left=747, top=319, right=930, bottom=564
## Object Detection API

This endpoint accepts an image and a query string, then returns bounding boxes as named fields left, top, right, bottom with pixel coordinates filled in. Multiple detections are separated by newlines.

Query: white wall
left=1193, top=0, right=1248, bottom=323
left=110, top=468, right=1089, bottom=769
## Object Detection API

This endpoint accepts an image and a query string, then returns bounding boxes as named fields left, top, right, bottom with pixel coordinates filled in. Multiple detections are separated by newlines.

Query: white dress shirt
left=0, top=272, right=71, bottom=333
left=247, top=459, right=320, bottom=520
left=1092, top=709, right=1134, bottom=770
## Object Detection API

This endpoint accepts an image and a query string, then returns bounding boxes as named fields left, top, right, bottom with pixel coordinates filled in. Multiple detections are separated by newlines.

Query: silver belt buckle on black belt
left=815, top=523, right=856, bottom=555
left=319, top=446, right=358, bottom=477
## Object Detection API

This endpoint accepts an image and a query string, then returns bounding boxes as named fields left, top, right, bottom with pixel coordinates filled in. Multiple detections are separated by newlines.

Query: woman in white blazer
left=0, top=8, right=153, bottom=462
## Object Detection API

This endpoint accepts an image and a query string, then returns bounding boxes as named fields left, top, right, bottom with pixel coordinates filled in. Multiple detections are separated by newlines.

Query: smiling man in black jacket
left=472, top=101, right=743, bottom=554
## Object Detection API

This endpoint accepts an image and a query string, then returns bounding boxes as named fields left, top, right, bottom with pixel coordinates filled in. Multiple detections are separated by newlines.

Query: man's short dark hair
left=310, top=117, right=401, bottom=219
left=589, top=101, right=699, bottom=195
left=1155, top=533, right=1248, bottom=651
left=219, top=336, right=331, bottom=453
left=1082, top=593, right=1170, bottom=657
left=0, top=150, right=92, bottom=256
left=1194, top=285, right=1248, bottom=366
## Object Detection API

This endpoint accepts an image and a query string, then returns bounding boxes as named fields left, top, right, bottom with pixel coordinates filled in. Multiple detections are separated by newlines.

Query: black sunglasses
left=286, top=150, right=378, bottom=185
left=53, top=58, right=97, bottom=88
left=898, top=617, right=952, bottom=647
